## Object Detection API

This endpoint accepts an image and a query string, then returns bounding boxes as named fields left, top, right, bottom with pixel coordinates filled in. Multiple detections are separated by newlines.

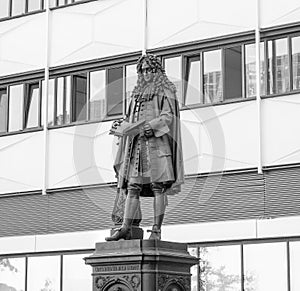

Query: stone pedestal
left=84, top=240, right=198, bottom=291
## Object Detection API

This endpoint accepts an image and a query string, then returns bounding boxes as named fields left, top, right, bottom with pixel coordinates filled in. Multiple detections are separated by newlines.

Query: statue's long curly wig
left=131, top=54, right=177, bottom=99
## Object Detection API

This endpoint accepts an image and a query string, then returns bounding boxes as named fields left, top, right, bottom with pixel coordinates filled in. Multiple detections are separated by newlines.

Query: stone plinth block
left=84, top=240, right=198, bottom=291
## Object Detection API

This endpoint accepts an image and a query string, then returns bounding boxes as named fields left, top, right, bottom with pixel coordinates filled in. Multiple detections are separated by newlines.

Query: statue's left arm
left=147, top=92, right=174, bottom=137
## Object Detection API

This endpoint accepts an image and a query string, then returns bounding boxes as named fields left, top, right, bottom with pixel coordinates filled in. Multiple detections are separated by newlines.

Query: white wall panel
left=262, top=94, right=300, bottom=166
left=148, top=0, right=255, bottom=48
left=0, top=14, right=45, bottom=76
left=0, top=131, right=44, bottom=194
left=182, top=101, right=258, bottom=174
left=48, top=122, right=117, bottom=189
left=50, top=0, right=143, bottom=67
left=261, top=0, right=300, bottom=28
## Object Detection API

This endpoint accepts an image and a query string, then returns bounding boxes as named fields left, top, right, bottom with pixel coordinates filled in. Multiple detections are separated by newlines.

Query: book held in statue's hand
left=109, top=119, right=146, bottom=137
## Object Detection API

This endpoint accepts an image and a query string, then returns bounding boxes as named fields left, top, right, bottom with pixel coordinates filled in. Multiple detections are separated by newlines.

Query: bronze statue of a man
left=106, top=54, right=184, bottom=241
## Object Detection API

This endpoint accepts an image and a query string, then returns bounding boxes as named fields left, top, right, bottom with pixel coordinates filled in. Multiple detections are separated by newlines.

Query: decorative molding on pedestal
left=84, top=240, right=197, bottom=291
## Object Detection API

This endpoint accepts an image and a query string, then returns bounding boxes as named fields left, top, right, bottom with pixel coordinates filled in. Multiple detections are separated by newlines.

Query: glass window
left=290, top=241, right=300, bottom=291
left=56, top=77, right=64, bottom=125
left=188, top=247, right=199, bottom=291
left=12, top=0, right=26, bottom=16
left=165, top=56, right=183, bottom=106
left=245, top=42, right=266, bottom=97
left=42, top=79, right=55, bottom=126
left=107, top=67, right=123, bottom=116
left=199, top=245, right=241, bottom=291
left=0, top=257, right=26, bottom=291
left=185, top=55, right=200, bottom=106
left=65, top=76, right=71, bottom=124
left=27, top=256, right=60, bottom=291
left=244, top=242, right=287, bottom=291
left=72, top=73, right=87, bottom=122
left=49, top=0, right=57, bottom=8
left=9, top=85, right=23, bottom=132
left=0, top=89, right=8, bottom=133
left=89, top=70, right=106, bottom=121
left=224, top=46, right=242, bottom=100
left=0, top=0, right=10, bottom=18
left=24, top=82, right=40, bottom=129
left=204, top=50, right=222, bottom=104
left=62, top=253, right=92, bottom=291
left=125, top=64, right=137, bottom=112
left=292, top=36, right=300, bottom=90
left=268, top=38, right=290, bottom=94
left=58, top=0, right=65, bottom=6
left=28, top=0, right=41, bottom=12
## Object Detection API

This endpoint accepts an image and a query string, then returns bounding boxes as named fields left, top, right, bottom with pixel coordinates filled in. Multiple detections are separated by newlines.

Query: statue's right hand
left=111, top=119, right=123, bottom=130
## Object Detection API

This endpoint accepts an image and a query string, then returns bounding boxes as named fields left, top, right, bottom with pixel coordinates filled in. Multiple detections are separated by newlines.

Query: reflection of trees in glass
left=0, top=259, right=18, bottom=273
left=199, top=247, right=254, bottom=291
left=0, top=283, right=18, bottom=291
left=0, top=259, right=19, bottom=291
left=41, top=278, right=54, bottom=291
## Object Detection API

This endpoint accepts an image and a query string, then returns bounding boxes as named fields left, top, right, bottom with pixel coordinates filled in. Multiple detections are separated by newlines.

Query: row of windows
left=190, top=240, right=300, bottom=291
left=0, top=0, right=44, bottom=19
left=1, top=239, right=300, bottom=291
left=174, top=34, right=300, bottom=106
left=0, top=0, right=85, bottom=19
left=1, top=34, right=300, bottom=134
left=0, top=252, right=92, bottom=291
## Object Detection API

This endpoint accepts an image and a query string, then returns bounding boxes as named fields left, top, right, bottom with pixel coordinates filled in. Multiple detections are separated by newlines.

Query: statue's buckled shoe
left=105, top=227, right=131, bottom=241
left=147, top=225, right=161, bottom=240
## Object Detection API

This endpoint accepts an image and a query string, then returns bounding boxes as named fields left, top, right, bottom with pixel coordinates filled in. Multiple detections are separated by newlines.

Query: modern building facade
left=1, top=0, right=300, bottom=290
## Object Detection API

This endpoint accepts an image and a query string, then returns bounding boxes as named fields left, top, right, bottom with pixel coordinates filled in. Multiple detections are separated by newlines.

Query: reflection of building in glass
left=204, top=71, right=222, bottom=103
left=90, top=99, right=107, bottom=120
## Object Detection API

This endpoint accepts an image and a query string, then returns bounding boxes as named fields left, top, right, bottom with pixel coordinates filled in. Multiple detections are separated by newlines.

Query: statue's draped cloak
left=113, top=88, right=184, bottom=197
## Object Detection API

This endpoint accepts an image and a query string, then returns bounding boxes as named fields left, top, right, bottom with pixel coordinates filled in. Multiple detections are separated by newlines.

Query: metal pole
left=142, top=0, right=148, bottom=54
left=42, top=0, right=51, bottom=195
left=256, top=0, right=263, bottom=174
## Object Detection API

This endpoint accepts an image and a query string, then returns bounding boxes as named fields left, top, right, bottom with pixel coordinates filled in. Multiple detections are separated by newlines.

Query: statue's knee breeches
left=127, top=183, right=142, bottom=198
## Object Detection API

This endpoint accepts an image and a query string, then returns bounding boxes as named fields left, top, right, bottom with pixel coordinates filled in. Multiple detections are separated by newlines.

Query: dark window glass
left=268, top=38, right=290, bottom=94
left=292, top=36, right=300, bottom=90
left=0, top=88, right=8, bottom=133
left=12, top=0, right=26, bottom=16
left=8, top=85, right=23, bottom=132
left=107, top=67, right=123, bottom=116
left=24, top=82, right=40, bottom=128
left=224, top=46, right=242, bottom=100
left=185, top=55, right=200, bottom=105
left=89, top=70, right=106, bottom=121
left=28, top=0, right=41, bottom=12
left=204, top=50, right=222, bottom=103
left=245, top=42, right=266, bottom=97
left=72, top=73, right=87, bottom=122
left=0, top=0, right=10, bottom=18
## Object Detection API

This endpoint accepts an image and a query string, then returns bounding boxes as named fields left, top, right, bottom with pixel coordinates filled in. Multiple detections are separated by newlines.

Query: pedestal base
left=84, top=240, right=198, bottom=291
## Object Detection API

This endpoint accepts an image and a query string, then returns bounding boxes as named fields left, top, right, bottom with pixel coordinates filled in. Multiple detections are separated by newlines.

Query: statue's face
left=141, top=62, right=154, bottom=83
